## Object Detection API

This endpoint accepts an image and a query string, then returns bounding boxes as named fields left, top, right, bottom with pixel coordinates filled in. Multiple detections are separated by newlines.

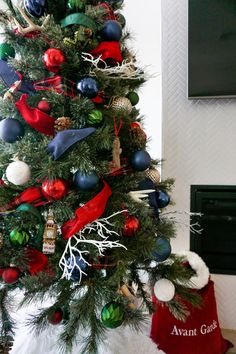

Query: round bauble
left=153, top=279, right=175, bottom=302
left=126, top=91, right=139, bottom=106
left=6, top=161, right=31, bottom=185
left=43, top=48, right=66, bottom=73
left=77, top=77, right=99, bottom=99
left=37, top=100, right=51, bottom=114
left=122, top=215, right=140, bottom=237
left=101, top=301, right=125, bottom=329
left=73, top=170, right=99, bottom=191
left=67, top=0, right=85, bottom=11
left=87, top=110, right=103, bottom=125
left=115, top=13, right=126, bottom=28
left=146, top=167, right=161, bottom=185
left=100, top=20, right=122, bottom=41
left=0, top=118, right=24, bottom=143
left=66, top=255, right=88, bottom=281
left=41, top=179, right=68, bottom=200
left=153, top=237, right=171, bottom=263
left=0, top=43, right=15, bottom=61
left=130, top=150, right=151, bottom=171
left=156, top=190, right=170, bottom=208
left=9, top=229, right=30, bottom=247
left=110, top=97, right=133, bottom=114
left=2, top=267, right=21, bottom=284
left=105, top=0, right=124, bottom=6
left=24, top=0, right=47, bottom=18
left=48, top=308, right=63, bottom=325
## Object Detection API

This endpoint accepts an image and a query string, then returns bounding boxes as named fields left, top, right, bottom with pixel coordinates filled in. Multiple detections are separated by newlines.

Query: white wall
left=162, top=0, right=236, bottom=329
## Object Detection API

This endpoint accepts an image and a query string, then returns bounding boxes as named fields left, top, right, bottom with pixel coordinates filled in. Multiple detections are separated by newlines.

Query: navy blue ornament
left=74, top=171, right=99, bottom=191
left=66, top=256, right=87, bottom=282
left=24, top=0, right=47, bottom=18
left=100, top=20, right=122, bottom=41
left=138, top=178, right=159, bottom=217
left=130, top=150, right=151, bottom=171
left=153, top=237, right=171, bottom=262
left=0, top=118, right=25, bottom=143
left=77, top=77, right=99, bottom=99
left=156, top=190, right=170, bottom=208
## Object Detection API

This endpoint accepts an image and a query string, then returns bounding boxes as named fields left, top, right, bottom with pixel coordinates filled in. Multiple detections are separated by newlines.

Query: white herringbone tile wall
left=162, top=0, right=236, bottom=329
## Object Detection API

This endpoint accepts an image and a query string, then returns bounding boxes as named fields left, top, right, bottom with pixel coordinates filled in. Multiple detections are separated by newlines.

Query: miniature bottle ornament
left=0, top=118, right=25, bottom=143
left=6, top=160, right=31, bottom=185
left=37, top=100, right=51, bottom=114
left=42, top=210, right=57, bottom=254
left=153, top=237, right=171, bottom=263
left=9, top=229, right=30, bottom=247
left=77, top=77, right=99, bottom=99
left=41, top=179, right=68, bottom=200
left=2, top=267, right=21, bottom=284
left=0, top=43, right=15, bottom=61
left=101, top=301, right=125, bottom=328
left=130, top=150, right=151, bottom=171
left=156, top=190, right=170, bottom=208
left=48, top=308, right=63, bottom=325
left=153, top=278, right=175, bottom=302
left=100, top=20, right=122, bottom=41
left=73, top=170, right=99, bottom=191
left=24, top=0, right=48, bottom=18
left=43, top=48, right=66, bottom=73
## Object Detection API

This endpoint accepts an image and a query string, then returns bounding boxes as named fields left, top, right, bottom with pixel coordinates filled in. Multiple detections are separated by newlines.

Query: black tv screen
left=188, top=0, right=236, bottom=98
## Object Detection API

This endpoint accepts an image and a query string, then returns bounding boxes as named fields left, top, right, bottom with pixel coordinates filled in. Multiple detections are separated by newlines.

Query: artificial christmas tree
left=0, top=1, right=200, bottom=353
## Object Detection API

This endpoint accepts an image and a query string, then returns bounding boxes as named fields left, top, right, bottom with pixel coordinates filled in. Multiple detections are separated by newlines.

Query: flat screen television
left=188, top=0, right=236, bottom=99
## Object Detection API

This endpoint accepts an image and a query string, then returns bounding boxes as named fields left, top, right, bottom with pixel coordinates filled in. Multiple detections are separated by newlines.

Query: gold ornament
left=146, top=167, right=161, bottom=185
left=54, top=117, right=71, bottom=131
left=42, top=210, right=57, bottom=254
left=109, top=96, right=133, bottom=114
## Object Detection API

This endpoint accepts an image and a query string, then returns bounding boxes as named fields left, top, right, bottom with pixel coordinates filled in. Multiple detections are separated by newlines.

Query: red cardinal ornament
left=2, top=267, right=21, bottom=284
left=41, top=179, right=68, bottom=201
left=48, top=308, right=63, bottom=325
left=122, top=215, right=140, bottom=237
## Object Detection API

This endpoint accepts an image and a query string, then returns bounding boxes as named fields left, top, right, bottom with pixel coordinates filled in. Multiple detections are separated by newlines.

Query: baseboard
left=222, top=329, right=236, bottom=353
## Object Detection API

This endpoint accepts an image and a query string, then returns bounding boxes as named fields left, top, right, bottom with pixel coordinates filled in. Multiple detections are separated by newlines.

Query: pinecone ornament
left=129, top=122, right=147, bottom=149
left=54, top=117, right=71, bottom=132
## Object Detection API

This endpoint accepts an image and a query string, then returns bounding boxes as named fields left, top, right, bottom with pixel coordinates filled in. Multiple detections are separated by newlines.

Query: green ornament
left=87, top=110, right=103, bottom=125
left=9, top=229, right=30, bottom=247
left=0, top=43, right=15, bottom=61
left=126, top=92, right=139, bottom=106
left=101, top=301, right=125, bottom=329
left=67, top=0, right=85, bottom=11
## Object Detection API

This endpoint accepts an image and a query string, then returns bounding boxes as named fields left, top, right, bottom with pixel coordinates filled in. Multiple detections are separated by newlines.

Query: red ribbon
left=15, top=94, right=55, bottom=136
left=90, top=42, right=123, bottom=64
left=34, top=75, right=76, bottom=97
left=61, top=181, right=112, bottom=240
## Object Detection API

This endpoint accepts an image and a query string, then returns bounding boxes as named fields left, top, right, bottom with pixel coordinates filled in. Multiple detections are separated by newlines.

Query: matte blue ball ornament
left=74, top=170, right=99, bottom=191
left=130, top=150, right=151, bottom=171
left=24, top=0, right=48, bottom=18
left=156, top=190, right=170, bottom=208
left=77, top=77, right=99, bottom=99
left=0, top=118, right=25, bottom=143
left=153, top=237, right=171, bottom=262
left=66, top=256, right=87, bottom=282
left=100, top=20, right=122, bottom=41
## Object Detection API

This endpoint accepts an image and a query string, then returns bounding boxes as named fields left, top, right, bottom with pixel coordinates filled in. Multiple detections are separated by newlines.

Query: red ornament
left=37, top=100, right=51, bottom=114
left=48, top=308, right=63, bottom=325
left=25, top=248, right=49, bottom=275
left=2, top=267, right=21, bottom=284
left=42, top=179, right=68, bottom=201
left=43, top=48, right=66, bottom=73
left=122, top=215, right=140, bottom=237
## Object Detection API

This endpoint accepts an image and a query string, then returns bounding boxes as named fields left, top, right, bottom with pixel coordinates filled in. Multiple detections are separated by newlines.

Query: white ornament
left=6, top=160, right=31, bottom=185
left=154, top=279, right=175, bottom=302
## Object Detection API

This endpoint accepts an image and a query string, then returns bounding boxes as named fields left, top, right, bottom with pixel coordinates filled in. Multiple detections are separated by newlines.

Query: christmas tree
left=0, top=1, right=199, bottom=353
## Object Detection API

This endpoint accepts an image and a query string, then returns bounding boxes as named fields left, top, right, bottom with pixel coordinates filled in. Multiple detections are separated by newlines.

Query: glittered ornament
left=73, top=170, right=99, bottom=191
left=87, top=110, right=103, bottom=125
left=130, top=150, right=151, bottom=171
left=100, top=20, right=122, bottom=42
left=146, top=167, right=161, bottom=185
left=37, top=100, right=51, bottom=114
left=43, top=48, right=66, bottom=73
left=9, top=229, right=30, bottom=247
left=67, top=0, right=85, bottom=11
left=48, top=308, right=63, bottom=325
left=0, top=43, right=15, bottom=61
left=41, top=179, right=68, bottom=200
left=77, top=77, right=99, bottom=99
left=109, top=96, right=132, bottom=114
left=154, top=279, right=175, bottom=302
left=2, top=267, right=20, bottom=284
left=153, top=237, right=171, bottom=262
left=0, top=118, right=25, bottom=143
left=156, top=190, right=170, bottom=208
left=101, top=301, right=125, bottom=329
left=122, top=215, right=140, bottom=237
left=6, top=160, right=31, bottom=185
left=66, top=255, right=88, bottom=281
left=126, top=91, right=139, bottom=106
left=24, top=0, right=48, bottom=18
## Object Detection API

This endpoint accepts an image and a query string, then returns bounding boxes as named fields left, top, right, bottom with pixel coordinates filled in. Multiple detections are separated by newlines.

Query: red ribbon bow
left=34, top=75, right=76, bottom=97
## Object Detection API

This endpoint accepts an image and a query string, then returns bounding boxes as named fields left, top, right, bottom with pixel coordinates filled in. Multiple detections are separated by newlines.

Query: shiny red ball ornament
left=37, top=100, right=51, bottom=114
left=42, top=179, right=68, bottom=201
left=43, top=48, right=66, bottom=73
left=122, top=215, right=140, bottom=237
left=48, top=308, right=63, bottom=325
left=25, top=248, right=49, bottom=275
left=2, top=267, right=21, bottom=284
